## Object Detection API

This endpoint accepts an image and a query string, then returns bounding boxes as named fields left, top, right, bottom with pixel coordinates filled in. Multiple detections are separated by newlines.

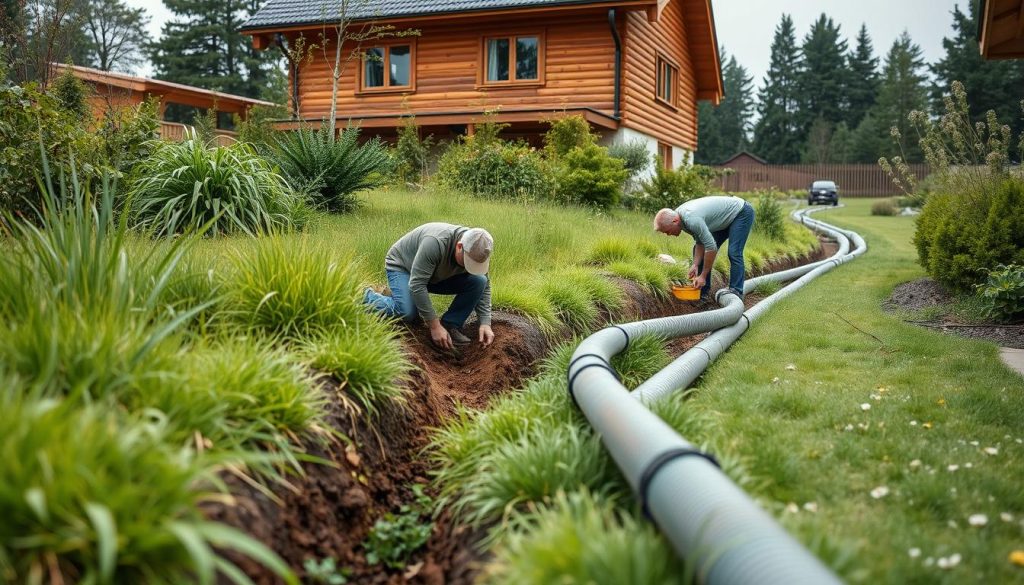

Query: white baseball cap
left=461, top=228, right=493, bottom=275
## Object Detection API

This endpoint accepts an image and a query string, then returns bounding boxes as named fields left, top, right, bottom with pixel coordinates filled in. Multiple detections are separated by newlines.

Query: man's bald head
left=653, top=208, right=682, bottom=236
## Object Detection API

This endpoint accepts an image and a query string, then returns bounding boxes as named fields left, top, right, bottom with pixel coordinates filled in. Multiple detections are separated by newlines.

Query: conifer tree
left=797, top=14, right=848, bottom=131
left=846, top=24, right=880, bottom=129
left=931, top=1, right=1024, bottom=139
left=868, top=31, right=929, bottom=162
left=753, top=14, right=802, bottom=163
left=696, top=50, right=754, bottom=164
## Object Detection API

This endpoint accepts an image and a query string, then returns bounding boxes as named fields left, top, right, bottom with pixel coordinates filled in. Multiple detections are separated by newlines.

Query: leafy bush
left=977, top=264, right=1024, bottom=323
left=436, top=136, right=551, bottom=200
left=234, top=104, right=288, bottom=155
left=871, top=199, right=899, bottom=216
left=98, top=97, right=161, bottom=180
left=543, top=115, right=595, bottom=158
left=914, top=177, right=1024, bottom=292
left=754, top=193, right=785, bottom=241
left=271, top=124, right=390, bottom=212
left=364, top=484, right=433, bottom=569
left=607, top=139, right=652, bottom=186
left=127, top=134, right=301, bottom=236
left=393, top=116, right=433, bottom=186
left=49, top=65, right=91, bottom=122
left=626, top=160, right=714, bottom=213
left=553, top=143, right=627, bottom=209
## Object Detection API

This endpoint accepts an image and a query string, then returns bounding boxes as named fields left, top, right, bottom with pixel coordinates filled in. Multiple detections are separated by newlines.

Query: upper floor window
left=482, top=33, right=543, bottom=84
left=656, top=55, right=678, bottom=107
left=362, top=43, right=414, bottom=91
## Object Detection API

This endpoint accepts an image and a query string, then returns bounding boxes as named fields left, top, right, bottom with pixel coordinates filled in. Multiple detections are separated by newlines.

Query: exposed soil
left=204, top=237, right=837, bottom=585
left=884, top=277, right=1024, bottom=349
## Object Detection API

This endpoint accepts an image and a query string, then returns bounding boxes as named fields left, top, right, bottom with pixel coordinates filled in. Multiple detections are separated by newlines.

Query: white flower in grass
left=803, top=502, right=818, bottom=513
left=908, top=548, right=922, bottom=558
left=870, top=486, right=890, bottom=499
left=947, top=464, right=960, bottom=472
left=910, top=420, right=918, bottom=426
left=785, top=363, right=796, bottom=371
left=844, top=424, right=854, bottom=432
left=909, top=459, right=922, bottom=468
left=984, top=447, right=998, bottom=456
left=937, top=553, right=962, bottom=569
left=1001, top=512, right=1014, bottom=523
left=860, top=403, right=871, bottom=411
left=968, top=514, right=988, bottom=527
left=964, top=462, right=973, bottom=469
left=785, top=502, right=799, bottom=514
left=970, top=440, right=979, bottom=446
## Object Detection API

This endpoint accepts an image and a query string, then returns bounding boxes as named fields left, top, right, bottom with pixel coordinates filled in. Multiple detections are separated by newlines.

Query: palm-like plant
left=127, top=132, right=299, bottom=236
left=270, top=124, right=391, bottom=213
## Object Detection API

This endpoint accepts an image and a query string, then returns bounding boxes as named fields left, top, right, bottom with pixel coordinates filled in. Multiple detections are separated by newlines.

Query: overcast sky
left=129, top=0, right=966, bottom=84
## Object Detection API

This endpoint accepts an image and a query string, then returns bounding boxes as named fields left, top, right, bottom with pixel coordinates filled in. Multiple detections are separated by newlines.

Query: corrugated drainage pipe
left=567, top=207, right=862, bottom=584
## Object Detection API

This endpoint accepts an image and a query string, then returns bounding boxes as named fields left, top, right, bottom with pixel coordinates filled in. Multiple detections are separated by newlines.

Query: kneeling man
left=364, top=223, right=495, bottom=349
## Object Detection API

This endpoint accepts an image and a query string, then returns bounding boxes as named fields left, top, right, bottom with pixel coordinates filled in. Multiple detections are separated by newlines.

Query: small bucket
left=671, top=284, right=701, bottom=301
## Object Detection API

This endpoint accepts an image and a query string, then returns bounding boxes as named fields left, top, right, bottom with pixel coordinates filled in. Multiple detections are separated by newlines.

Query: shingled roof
left=242, top=0, right=625, bottom=31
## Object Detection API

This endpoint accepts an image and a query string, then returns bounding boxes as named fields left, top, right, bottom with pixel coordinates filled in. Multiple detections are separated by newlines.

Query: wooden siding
left=292, top=10, right=617, bottom=121
left=621, top=0, right=698, bottom=150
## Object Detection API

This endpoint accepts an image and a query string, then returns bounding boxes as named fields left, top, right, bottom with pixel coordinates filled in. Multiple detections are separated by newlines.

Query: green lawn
left=694, top=199, right=1024, bottom=583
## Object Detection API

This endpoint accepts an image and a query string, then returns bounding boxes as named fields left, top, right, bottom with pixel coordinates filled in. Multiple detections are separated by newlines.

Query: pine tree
left=797, top=14, right=848, bottom=132
left=846, top=24, right=880, bottom=129
left=150, top=0, right=283, bottom=100
left=696, top=50, right=754, bottom=164
left=753, top=14, right=802, bottom=164
left=869, top=31, right=929, bottom=162
left=931, top=1, right=1024, bottom=140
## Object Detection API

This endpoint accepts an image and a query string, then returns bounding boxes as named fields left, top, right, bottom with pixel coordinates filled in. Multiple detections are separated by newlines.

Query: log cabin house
left=241, top=0, right=722, bottom=170
left=979, top=0, right=1024, bottom=59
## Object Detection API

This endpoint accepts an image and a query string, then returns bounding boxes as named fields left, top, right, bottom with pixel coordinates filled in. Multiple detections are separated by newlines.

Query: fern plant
left=271, top=124, right=391, bottom=213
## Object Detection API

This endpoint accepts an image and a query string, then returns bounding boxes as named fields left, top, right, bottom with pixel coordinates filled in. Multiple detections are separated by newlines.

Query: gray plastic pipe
left=567, top=206, right=863, bottom=584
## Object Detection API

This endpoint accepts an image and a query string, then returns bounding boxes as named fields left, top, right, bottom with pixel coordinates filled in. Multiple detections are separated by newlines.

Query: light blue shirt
left=675, top=196, right=745, bottom=251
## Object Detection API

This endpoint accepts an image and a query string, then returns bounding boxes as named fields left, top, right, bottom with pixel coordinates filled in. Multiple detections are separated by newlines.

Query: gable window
left=361, top=43, right=415, bottom=92
left=482, top=33, right=543, bottom=85
left=656, top=55, right=678, bottom=107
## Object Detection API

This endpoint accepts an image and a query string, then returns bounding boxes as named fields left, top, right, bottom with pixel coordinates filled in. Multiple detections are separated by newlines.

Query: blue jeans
left=692, top=202, right=755, bottom=298
left=364, top=269, right=487, bottom=328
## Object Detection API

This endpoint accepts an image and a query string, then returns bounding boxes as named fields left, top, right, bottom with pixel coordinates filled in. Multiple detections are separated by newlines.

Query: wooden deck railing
left=158, top=121, right=238, bottom=147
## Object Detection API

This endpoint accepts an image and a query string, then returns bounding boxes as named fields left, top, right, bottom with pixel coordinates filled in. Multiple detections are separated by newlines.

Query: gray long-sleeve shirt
left=384, top=222, right=492, bottom=325
left=675, top=196, right=746, bottom=251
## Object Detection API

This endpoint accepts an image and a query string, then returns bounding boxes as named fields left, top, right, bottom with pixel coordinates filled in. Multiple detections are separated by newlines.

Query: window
left=656, top=55, right=678, bottom=107
left=361, top=43, right=414, bottom=92
left=658, top=142, right=673, bottom=169
left=482, top=33, right=543, bottom=85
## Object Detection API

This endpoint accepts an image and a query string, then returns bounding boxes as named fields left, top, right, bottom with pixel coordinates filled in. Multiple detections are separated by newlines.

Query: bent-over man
left=364, top=223, right=494, bottom=349
left=653, top=195, right=755, bottom=300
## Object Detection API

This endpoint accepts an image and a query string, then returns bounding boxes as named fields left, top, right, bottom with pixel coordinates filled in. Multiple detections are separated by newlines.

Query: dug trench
left=204, top=236, right=839, bottom=584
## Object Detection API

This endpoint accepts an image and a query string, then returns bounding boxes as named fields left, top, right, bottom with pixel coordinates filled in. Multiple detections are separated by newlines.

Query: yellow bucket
left=671, top=284, right=701, bottom=301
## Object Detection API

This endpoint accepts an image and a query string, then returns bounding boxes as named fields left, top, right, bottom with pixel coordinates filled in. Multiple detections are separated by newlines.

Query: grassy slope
left=695, top=199, right=1024, bottom=583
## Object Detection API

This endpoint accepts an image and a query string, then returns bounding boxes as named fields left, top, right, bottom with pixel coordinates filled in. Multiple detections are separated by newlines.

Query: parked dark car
left=808, top=180, right=839, bottom=206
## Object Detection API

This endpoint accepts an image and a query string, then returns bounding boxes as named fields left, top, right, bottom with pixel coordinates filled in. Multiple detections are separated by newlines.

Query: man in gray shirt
left=653, top=195, right=756, bottom=301
left=363, top=223, right=494, bottom=349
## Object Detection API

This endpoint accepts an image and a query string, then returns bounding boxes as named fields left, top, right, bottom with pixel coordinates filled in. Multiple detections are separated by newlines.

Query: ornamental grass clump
left=0, top=391, right=295, bottom=584
left=224, top=238, right=366, bottom=339
left=271, top=124, right=391, bottom=212
left=485, top=490, right=684, bottom=585
left=127, top=134, right=301, bottom=236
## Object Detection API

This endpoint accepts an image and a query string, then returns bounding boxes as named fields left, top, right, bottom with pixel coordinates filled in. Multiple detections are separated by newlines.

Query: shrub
left=97, top=97, right=160, bottom=180
left=271, top=124, right=390, bottom=212
left=977, top=264, right=1024, bottom=323
left=871, top=199, right=899, bottom=216
left=753, top=193, right=785, bottom=241
left=553, top=143, right=627, bottom=209
left=543, top=114, right=595, bottom=158
left=393, top=116, right=434, bottom=186
left=607, top=139, right=652, bottom=186
left=436, top=136, right=551, bottom=200
left=914, top=177, right=1024, bottom=292
left=49, top=65, right=91, bottom=122
left=234, top=104, right=288, bottom=155
left=127, top=135, right=300, bottom=236
left=626, top=160, right=713, bottom=213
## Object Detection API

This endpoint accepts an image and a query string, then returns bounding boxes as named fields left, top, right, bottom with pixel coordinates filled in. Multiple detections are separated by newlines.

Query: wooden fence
left=710, top=163, right=931, bottom=197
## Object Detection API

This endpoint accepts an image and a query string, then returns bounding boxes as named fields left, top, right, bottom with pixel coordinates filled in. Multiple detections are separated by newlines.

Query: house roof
left=978, top=0, right=1024, bottom=59
left=54, top=63, right=276, bottom=112
left=242, top=0, right=636, bottom=31
left=718, top=151, right=767, bottom=166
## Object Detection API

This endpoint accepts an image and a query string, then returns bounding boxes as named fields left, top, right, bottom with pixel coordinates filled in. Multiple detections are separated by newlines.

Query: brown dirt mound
left=884, top=277, right=1024, bottom=349
left=204, top=237, right=837, bottom=584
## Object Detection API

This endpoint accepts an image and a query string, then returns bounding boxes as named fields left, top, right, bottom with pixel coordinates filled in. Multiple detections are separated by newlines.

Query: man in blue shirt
left=653, top=195, right=756, bottom=301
